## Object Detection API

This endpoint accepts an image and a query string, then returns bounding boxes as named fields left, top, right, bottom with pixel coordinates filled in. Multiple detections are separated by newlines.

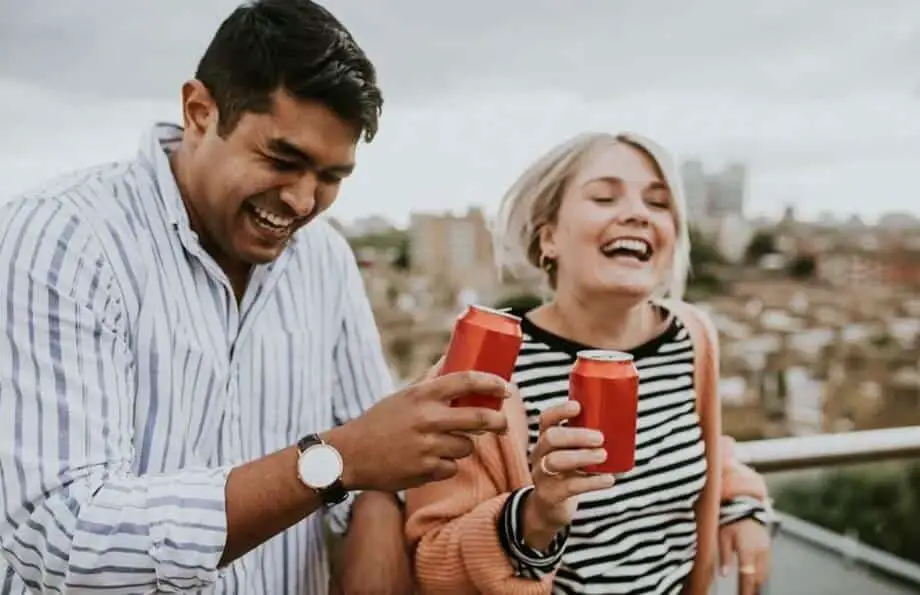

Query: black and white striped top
left=496, top=308, right=767, bottom=595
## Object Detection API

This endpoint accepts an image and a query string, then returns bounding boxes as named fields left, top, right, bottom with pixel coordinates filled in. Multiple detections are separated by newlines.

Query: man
left=0, top=1, right=510, bottom=593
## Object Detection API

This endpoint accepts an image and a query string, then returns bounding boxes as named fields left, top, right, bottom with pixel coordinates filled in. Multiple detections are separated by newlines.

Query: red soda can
left=569, top=350, right=640, bottom=474
left=440, top=305, right=523, bottom=411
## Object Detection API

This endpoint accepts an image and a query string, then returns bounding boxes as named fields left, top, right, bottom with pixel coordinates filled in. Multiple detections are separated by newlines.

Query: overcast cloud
left=1, top=0, right=918, bottom=223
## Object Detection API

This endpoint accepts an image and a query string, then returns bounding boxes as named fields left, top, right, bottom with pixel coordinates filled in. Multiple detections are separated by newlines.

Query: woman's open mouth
left=600, top=237, right=653, bottom=263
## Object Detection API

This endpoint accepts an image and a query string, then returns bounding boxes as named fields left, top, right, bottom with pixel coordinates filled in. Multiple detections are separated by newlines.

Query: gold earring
left=540, top=254, right=556, bottom=273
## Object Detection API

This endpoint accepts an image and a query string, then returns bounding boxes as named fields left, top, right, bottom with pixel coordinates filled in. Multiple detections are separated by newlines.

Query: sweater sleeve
left=405, top=394, right=558, bottom=595
left=719, top=436, right=777, bottom=529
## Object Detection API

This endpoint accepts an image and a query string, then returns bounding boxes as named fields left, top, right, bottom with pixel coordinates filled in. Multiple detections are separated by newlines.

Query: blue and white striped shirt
left=0, top=123, right=394, bottom=594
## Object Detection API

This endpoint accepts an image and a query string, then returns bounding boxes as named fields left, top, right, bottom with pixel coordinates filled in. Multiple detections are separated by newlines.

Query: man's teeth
left=252, top=206, right=294, bottom=229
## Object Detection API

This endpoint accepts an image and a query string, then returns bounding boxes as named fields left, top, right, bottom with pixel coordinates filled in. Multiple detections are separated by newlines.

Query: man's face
left=180, top=84, right=358, bottom=268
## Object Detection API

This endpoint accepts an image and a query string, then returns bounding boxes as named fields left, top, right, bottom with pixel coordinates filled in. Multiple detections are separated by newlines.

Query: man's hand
left=337, top=492, right=413, bottom=595
left=324, top=370, right=511, bottom=492
left=719, top=518, right=771, bottom=595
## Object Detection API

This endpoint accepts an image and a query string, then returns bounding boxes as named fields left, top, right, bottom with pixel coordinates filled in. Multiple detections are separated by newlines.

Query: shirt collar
left=137, top=122, right=191, bottom=230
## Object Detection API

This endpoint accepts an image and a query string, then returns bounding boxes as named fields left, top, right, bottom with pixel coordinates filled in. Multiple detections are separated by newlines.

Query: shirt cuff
left=720, top=495, right=778, bottom=530
left=325, top=491, right=357, bottom=535
left=497, top=486, right=568, bottom=576
left=146, top=466, right=232, bottom=591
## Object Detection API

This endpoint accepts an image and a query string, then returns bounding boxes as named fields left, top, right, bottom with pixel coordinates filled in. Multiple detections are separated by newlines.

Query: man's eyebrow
left=265, top=137, right=355, bottom=175
left=266, top=138, right=313, bottom=164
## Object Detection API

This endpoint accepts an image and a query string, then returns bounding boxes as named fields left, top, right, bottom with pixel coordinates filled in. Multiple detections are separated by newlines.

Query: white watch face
left=298, top=444, right=343, bottom=489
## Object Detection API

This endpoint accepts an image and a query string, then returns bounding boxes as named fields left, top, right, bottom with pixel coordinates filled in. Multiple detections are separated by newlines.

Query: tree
left=774, top=462, right=920, bottom=564
left=744, top=231, right=777, bottom=264
left=686, top=228, right=727, bottom=298
left=689, top=227, right=724, bottom=269
left=393, top=236, right=411, bottom=270
left=788, top=255, right=816, bottom=279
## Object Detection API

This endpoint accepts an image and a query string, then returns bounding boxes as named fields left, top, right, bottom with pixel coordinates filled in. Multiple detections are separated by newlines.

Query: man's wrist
left=320, top=425, right=358, bottom=491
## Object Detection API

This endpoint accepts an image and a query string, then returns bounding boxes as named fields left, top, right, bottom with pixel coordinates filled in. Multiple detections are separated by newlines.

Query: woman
left=405, top=132, right=773, bottom=595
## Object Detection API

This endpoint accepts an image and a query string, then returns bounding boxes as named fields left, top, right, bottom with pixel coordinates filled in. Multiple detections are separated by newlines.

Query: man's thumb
left=413, top=356, right=444, bottom=384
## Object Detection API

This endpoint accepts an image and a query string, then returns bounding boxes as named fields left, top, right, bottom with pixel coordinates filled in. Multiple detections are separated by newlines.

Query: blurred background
left=2, top=1, right=920, bottom=593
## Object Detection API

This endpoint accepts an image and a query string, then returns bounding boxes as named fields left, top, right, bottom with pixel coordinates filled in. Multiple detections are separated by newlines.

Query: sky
left=1, top=0, right=919, bottom=226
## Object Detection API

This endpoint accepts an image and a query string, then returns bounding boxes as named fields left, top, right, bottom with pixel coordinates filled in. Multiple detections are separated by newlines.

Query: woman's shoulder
left=656, top=299, right=718, bottom=343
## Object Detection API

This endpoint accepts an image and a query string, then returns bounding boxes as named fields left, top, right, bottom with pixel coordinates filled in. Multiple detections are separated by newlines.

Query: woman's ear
left=538, top=223, right=557, bottom=259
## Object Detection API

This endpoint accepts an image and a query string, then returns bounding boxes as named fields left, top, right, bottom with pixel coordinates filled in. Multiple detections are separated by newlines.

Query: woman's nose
left=615, top=193, right=651, bottom=226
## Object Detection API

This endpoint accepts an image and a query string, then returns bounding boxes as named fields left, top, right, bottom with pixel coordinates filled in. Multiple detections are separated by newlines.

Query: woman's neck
left=534, top=289, right=663, bottom=352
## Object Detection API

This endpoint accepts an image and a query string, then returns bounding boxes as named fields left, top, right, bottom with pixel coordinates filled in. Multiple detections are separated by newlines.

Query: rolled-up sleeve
left=326, top=231, right=396, bottom=534
left=720, top=496, right=776, bottom=529
left=0, top=199, right=230, bottom=593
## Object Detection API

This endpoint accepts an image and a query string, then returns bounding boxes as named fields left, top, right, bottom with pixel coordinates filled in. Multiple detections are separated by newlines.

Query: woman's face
left=540, top=142, right=677, bottom=300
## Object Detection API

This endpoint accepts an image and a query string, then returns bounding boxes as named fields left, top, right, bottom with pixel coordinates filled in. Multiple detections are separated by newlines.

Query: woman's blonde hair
left=492, top=131, right=691, bottom=300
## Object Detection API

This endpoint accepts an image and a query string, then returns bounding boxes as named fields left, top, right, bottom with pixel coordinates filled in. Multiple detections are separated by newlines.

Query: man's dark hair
left=195, top=0, right=383, bottom=142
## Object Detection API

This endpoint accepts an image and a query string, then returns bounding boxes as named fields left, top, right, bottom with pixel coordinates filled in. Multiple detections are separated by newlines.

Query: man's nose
left=281, top=172, right=318, bottom=218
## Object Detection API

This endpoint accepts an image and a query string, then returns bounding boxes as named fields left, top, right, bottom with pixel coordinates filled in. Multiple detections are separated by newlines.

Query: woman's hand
left=719, top=518, right=772, bottom=595
left=522, top=400, right=616, bottom=549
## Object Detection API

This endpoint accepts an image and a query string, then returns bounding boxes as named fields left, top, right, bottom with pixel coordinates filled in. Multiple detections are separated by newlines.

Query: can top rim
left=576, top=349, right=634, bottom=362
left=469, top=304, right=522, bottom=322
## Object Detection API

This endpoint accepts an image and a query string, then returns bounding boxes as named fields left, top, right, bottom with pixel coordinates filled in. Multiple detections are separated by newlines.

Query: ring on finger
left=739, top=564, right=756, bottom=575
left=539, top=456, right=560, bottom=477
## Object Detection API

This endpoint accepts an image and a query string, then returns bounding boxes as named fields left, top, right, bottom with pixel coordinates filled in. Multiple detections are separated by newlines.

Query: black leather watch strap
left=297, top=433, right=348, bottom=506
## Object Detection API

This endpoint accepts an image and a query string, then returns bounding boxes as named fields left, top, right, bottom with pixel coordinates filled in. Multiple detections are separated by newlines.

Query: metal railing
left=733, top=425, right=920, bottom=473
left=729, top=426, right=920, bottom=593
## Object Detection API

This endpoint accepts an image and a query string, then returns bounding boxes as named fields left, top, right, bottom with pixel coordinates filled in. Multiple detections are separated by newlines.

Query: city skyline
left=2, top=1, right=919, bottom=225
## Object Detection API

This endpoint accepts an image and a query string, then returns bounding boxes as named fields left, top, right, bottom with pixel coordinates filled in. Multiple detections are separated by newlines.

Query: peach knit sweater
left=404, top=301, right=767, bottom=595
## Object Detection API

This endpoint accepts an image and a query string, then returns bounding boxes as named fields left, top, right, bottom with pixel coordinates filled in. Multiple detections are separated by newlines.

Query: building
left=681, top=159, right=709, bottom=223
left=408, top=207, right=500, bottom=303
left=679, top=159, right=748, bottom=225
left=816, top=247, right=920, bottom=290
left=707, top=162, right=747, bottom=219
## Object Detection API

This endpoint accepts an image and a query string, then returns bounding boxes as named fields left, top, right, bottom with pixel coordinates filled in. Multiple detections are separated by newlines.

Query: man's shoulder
left=1, top=161, right=149, bottom=282
left=4, top=160, right=141, bottom=227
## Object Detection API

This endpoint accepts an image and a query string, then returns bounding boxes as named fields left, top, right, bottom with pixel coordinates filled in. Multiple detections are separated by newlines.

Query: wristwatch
left=296, top=433, right=348, bottom=506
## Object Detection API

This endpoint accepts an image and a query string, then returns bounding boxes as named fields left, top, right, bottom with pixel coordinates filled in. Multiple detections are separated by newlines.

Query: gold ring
left=739, top=564, right=756, bottom=575
left=539, top=456, right=560, bottom=477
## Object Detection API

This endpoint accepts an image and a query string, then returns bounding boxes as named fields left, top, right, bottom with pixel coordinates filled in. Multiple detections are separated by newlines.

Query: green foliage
left=773, top=462, right=920, bottom=564
left=788, top=255, right=816, bottom=279
left=686, top=228, right=726, bottom=298
left=688, top=227, right=724, bottom=268
left=744, top=231, right=777, bottom=264
left=393, top=236, right=410, bottom=270
left=348, top=229, right=411, bottom=269
left=347, top=230, right=407, bottom=250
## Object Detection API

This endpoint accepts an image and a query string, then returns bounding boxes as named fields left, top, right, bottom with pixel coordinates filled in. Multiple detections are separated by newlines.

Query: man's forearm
left=220, top=444, right=324, bottom=566
left=221, top=424, right=360, bottom=566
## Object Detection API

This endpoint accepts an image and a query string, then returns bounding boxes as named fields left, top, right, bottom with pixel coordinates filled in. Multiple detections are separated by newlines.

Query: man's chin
left=230, top=233, right=288, bottom=264
left=240, top=244, right=287, bottom=265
